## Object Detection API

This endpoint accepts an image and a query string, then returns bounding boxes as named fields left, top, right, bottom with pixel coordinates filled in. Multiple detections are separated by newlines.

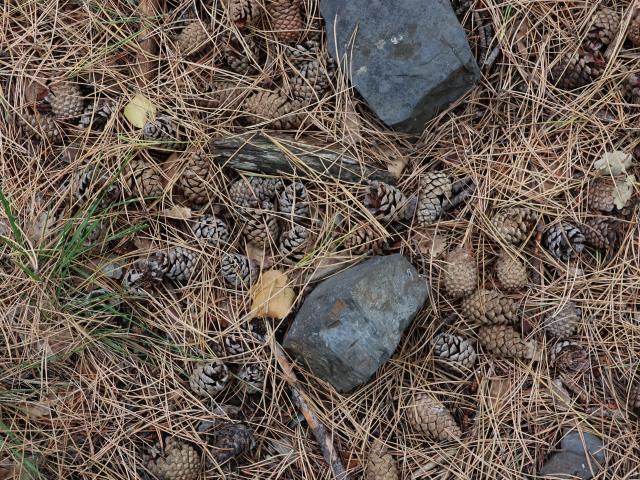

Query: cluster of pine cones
left=551, top=6, right=640, bottom=100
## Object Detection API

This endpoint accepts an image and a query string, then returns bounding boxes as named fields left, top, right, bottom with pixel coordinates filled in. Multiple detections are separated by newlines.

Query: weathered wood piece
left=211, top=133, right=396, bottom=184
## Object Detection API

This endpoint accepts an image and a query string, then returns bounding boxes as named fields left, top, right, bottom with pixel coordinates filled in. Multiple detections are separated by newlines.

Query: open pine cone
left=139, top=247, right=200, bottom=283
left=366, top=439, right=399, bottom=480
left=242, top=200, right=280, bottom=247
left=478, top=325, right=537, bottom=359
left=588, top=177, right=635, bottom=214
left=191, top=214, right=230, bottom=245
left=278, top=181, right=310, bottom=222
left=543, top=302, right=581, bottom=337
left=221, top=253, right=258, bottom=288
left=342, top=226, right=386, bottom=256
left=544, top=222, right=585, bottom=260
left=177, top=151, right=213, bottom=206
left=125, top=158, right=163, bottom=199
left=18, top=112, right=63, bottom=142
left=238, top=363, right=266, bottom=392
left=289, top=57, right=334, bottom=106
left=189, top=361, right=230, bottom=397
left=143, top=115, right=177, bottom=149
left=583, top=215, right=622, bottom=250
left=491, top=206, right=537, bottom=245
left=443, top=246, right=477, bottom=299
left=222, top=32, right=260, bottom=74
left=431, top=333, right=477, bottom=371
left=405, top=393, right=462, bottom=441
left=143, top=437, right=201, bottom=480
left=551, top=49, right=604, bottom=90
left=364, top=181, right=409, bottom=223
left=416, top=172, right=452, bottom=226
left=78, top=97, right=117, bottom=129
left=230, top=176, right=283, bottom=208
left=223, top=0, right=264, bottom=27
left=280, top=224, right=310, bottom=264
left=585, top=8, right=620, bottom=52
left=460, top=289, right=519, bottom=326
left=206, top=422, right=255, bottom=465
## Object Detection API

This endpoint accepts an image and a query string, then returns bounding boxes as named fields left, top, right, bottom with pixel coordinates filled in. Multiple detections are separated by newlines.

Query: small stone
left=540, top=429, right=604, bottom=479
left=283, top=254, right=428, bottom=392
left=320, top=0, right=479, bottom=133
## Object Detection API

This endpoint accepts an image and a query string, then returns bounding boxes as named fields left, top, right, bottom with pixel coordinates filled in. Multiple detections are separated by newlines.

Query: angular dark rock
left=540, top=429, right=605, bottom=479
left=283, top=254, right=428, bottom=392
left=320, top=0, right=480, bottom=134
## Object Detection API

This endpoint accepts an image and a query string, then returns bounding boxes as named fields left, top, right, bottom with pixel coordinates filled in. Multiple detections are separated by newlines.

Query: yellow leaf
left=160, top=205, right=192, bottom=219
left=250, top=270, right=295, bottom=319
left=123, top=93, right=156, bottom=128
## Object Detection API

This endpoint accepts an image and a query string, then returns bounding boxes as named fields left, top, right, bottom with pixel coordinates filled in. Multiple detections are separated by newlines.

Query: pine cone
left=550, top=340, right=589, bottom=374
left=74, top=164, right=121, bottom=207
left=242, top=200, right=280, bottom=247
left=491, top=206, right=537, bottom=245
left=18, top=112, right=63, bottom=142
left=221, top=253, right=257, bottom=287
left=268, top=0, right=304, bottom=43
left=278, top=181, right=310, bottom=222
left=222, top=32, right=260, bottom=74
left=443, top=246, right=477, bottom=299
left=406, top=393, right=461, bottom=441
left=342, top=226, right=386, bottom=256
left=238, top=363, right=265, bottom=391
left=243, top=90, right=303, bottom=129
left=202, top=80, right=245, bottom=110
left=551, top=50, right=604, bottom=89
left=177, top=152, right=212, bottom=206
left=416, top=172, right=452, bottom=226
left=189, top=361, right=230, bottom=396
left=143, top=115, right=177, bottom=149
left=289, top=58, right=333, bottom=105
left=285, top=40, right=321, bottom=68
left=583, top=215, right=621, bottom=250
left=78, top=97, right=117, bottom=129
left=208, top=422, right=255, bottom=465
left=628, top=383, right=640, bottom=409
left=279, top=224, right=309, bottom=264
left=460, top=289, right=519, bottom=326
left=585, top=8, right=620, bottom=52
left=141, top=247, right=200, bottom=283
left=628, top=9, right=640, bottom=46
left=478, top=325, right=537, bottom=359
left=223, top=0, right=263, bottom=26
left=431, top=333, right=477, bottom=371
left=494, top=253, right=528, bottom=292
left=125, top=158, right=163, bottom=199
left=364, top=181, right=409, bottom=223
left=122, top=269, right=148, bottom=297
left=49, top=81, right=84, bottom=120
left=624, top=74, right=640, bottom=105
left=191, top=214, right=230, bottom=245
left=175, top=20, right=212, bottom=56
left=366, top=439, right=399, bottom=480
left=143, top=437, right=202, bottom=480
left=222, top=334, right=249, bottom=356
left=229, top=176, right=282, bottom=208
left=588, top=177, right=634, bottom=214
left=544, top=222, right=585, bottom=260
left=543, top=302, right=581, bottom=337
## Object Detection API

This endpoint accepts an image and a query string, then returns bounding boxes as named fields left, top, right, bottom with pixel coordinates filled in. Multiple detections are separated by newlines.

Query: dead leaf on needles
left=416, top=232, right=447, bottom=259
left=387, top=156, right=408, bottom=179
left=593, top=150, right=633, bottom=175
left=612, top=175, right=636, bottom=210
left=123, top=93, right=156, bottom=128
left=250, top=270, right=295, bottom=319
left=160, top=205, right=192, bottom=220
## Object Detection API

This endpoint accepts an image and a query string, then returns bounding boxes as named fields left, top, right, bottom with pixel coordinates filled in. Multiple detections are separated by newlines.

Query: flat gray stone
left=283, top=254, right=428, bottom=392
left=321, top=0, right=480, bottom=134
left=540, top=429, right=605, bottom=479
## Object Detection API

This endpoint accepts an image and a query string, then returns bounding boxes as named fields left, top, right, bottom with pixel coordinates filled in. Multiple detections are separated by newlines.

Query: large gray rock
left=283, top=254, right=428, bottom=392
left=321, top=0, right=480, bottom=134
left=540, top=429, right=605, bottom=479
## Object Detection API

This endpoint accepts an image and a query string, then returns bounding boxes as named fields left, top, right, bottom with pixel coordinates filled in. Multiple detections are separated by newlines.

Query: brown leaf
left=415, top=232, right=447, bottom=259
left=387, top=156, right=408, bottom=179
left=249, top=270, right=295, bottom=319
left=160, top=205, right=192, bottom=220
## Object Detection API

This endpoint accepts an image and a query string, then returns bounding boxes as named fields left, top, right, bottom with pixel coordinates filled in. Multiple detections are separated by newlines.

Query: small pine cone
left=343, top=227, right=386, bottom=256
left=222, top=33, right=260, bottom=74
left=74, top=164, right=121, bottom=207
left=48, top=81, right=84, bottom=120
left=18, top=112, right=63, bottom=142
left=494, top=253, right=528, bottom=292
left=238, top=363, right=265, bottom=391
left=223, top=334, right=253, bottom=356
left=189, top=361, right=230, bottom=396
left=142, top=247, right=200, bottom=283
left=628, top=383, right=640, bottom=409
left=585, top=8, right=620, bottom=52
left=416, top=172, right=452, bottom=226
left=431, top=333, right=477, bottom=370
left=406, top=394, right=462, bottom=441
left=460, top=289, right=519, bottom=326
left=78, top=97, right=117, bottom=129
left=588, top=177, right=634, bottom=214
left=242, top=200, right=280, bottom=247
left=280, top=224, right=309, bottom=264
left=144, top=437, right=202, bottom=480
left=175, top=20, right=212, bottom=56
left=364, top=181, right=409, bottom=223
left=550, top=340, right=589, bottom=374
left=125, top=158, right=163, bottom=199
left=223, top=0, right=263, bottom=27
left=269, top=0, right=304, bottom=44
left=243, top=90, right=304, bottom=129
left=285, top=40, right=321, bottom=68
left=628, top=10, right=640, bottom=46
left=289, top=58, right=332, bottom=105
left=366, top=439, right=399, bottom=480
left=229, top=176, right=282, bottom=208
left=443, top=246, right=477, bottom=299
left=203, top=80, right=245, bottom=110
left=208, top=422, right=255, bottom=465
left=478, top=325, right=537, bottom=359
left=583, top=215, right=621, bottom=250
left=191, top=214, right=230, bottom=245
left=177, top=152, right=212, bottom=206
left=551, top=50, right=604, bottom=89
left=278, top=181, right=310, bottom=222
left=221, top=253, right=257, bottom=287
left=624, top=74, right=640, bottom=105
left=143, top=115, right=177, bottom=149
left=122, top=269, right=148, bottom=297
left=543, top=302, right=581, bottom=337
left=544, top=222, right=585, bottom=260
left=491, top=207, right=537, bottom=245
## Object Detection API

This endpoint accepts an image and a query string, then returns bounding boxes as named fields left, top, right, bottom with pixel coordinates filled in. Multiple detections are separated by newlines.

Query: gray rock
left=540, top=429, right=605, bottom=479
left=320, top=0, right=480, bottom=134
left=283, top=254, right=428, bottom=392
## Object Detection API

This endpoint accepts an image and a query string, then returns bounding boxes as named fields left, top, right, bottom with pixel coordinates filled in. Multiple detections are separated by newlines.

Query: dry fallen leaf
left=250, top=270, right=295, bottom=319
left=160, top=205, right=192, bottom=220
left=123, top=93, right=156, bottom=128
left=593, top=150, right=633, bottom=175
left=387, top=156, right=408, bottom=179
left=416, top=232, right=447, bottom=259
left=612, top=175, right=635, bottom=210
